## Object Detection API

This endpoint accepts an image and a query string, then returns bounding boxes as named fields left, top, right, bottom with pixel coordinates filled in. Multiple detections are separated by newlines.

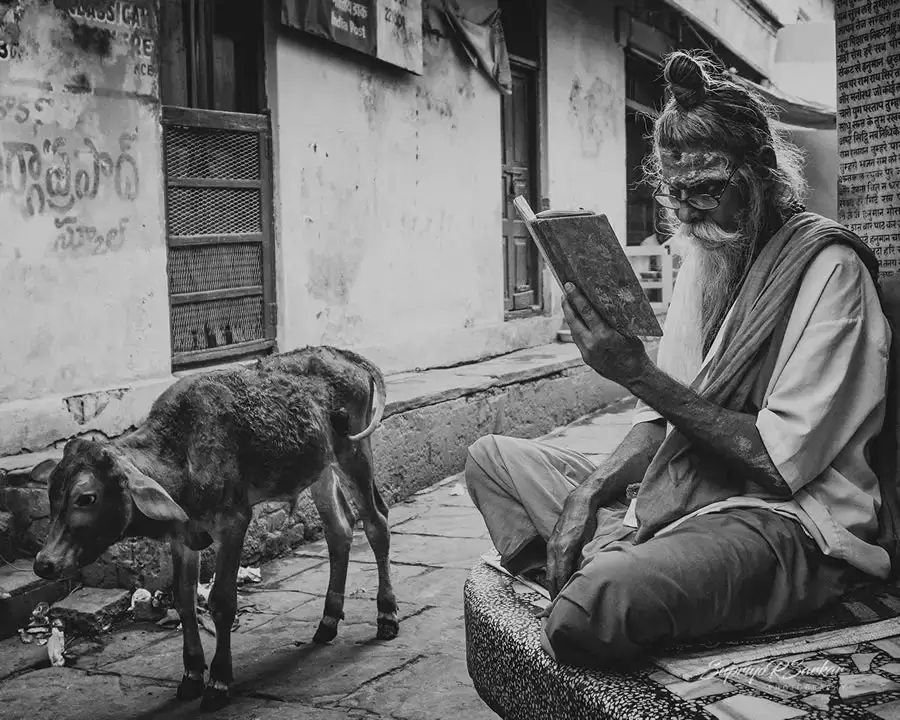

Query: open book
left=514, top=196, right=663, bottom=337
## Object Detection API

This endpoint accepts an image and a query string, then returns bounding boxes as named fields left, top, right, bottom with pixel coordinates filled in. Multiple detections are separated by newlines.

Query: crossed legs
left=465, top=434, right=852, bottom=666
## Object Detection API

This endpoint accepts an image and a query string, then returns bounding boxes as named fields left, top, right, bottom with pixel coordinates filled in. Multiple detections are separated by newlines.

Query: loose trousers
left=465, top=434, right=854, bottom=667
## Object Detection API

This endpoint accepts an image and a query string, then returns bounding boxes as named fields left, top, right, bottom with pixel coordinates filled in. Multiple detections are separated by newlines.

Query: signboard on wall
left=282, top=0, right=423, bottom=75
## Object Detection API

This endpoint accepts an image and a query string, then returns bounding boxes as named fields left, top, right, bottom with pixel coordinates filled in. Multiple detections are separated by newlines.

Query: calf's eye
left=75, top=493, right=97, bottom=507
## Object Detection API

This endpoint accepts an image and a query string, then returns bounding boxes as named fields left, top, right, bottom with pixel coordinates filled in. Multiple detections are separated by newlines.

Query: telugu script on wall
left=0, top=1, right=158, bottom=263
left=836, top=0, right=900, bottom=276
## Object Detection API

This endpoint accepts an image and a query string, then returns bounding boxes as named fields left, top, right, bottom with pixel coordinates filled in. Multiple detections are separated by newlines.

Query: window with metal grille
left=159, top=0, right=277, bottom=369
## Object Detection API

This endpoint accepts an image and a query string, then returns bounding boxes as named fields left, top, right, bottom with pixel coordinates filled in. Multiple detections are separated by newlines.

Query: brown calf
left=32, top=346, right=397, bottom=712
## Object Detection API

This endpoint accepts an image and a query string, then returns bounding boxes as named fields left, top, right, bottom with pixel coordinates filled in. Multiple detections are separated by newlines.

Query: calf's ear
left=31, top=459, right=58, bottom=485
left=106, top=451, right=189, bottom=524
left=128, top=473, right=190, bottom=524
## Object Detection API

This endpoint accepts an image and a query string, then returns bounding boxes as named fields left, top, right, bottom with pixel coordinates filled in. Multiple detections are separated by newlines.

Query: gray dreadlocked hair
left=642, top=50, right=809, bottom=237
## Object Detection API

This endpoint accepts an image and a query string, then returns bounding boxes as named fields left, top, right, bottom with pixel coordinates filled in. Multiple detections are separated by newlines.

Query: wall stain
left=359, top=70, right=379, bottom=129
left=568, top=75, right=618, bottom=159
left=306, top=239, right=366, bottom=308
left=1, top=0, right=119, bottom=56
left=415, top=84, right=453, bottom=119
left=69, top=20, right=113, bottom=56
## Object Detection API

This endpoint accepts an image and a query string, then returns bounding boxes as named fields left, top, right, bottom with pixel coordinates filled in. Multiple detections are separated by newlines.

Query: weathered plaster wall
left=545, top=0, right=626, bottom=249
left=274, top=0, right=565, bottom=375
left=661, top=0, right=777, bottom=76
left=771, top=21, right=838, bottom=221
left=762, top=0, right=835, bottom=24
left=665, top=0, right=834, bottom=78
left=0, top=0, right=170, bottom=455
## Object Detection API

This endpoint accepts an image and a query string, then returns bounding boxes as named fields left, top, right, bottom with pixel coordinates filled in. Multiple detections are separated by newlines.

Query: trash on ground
left=130, top=587, right=172, bottom=621
left=348, top=587, right=369, bottom=598
left=47, top=619, right=66, bottom=667
left=18, top=603, right=76, bottom=665
left=237, top=566, right=262, bottom=585
left=129, top=588, right=160, bottom=621
left=130, top=588, right=152, bottom=609
left=18, top=601, right=51, bottom=645
left=198, top=613, right=217, bottom=637
left=449, top=482, right=466, bottom=496
left=157, top=608, right=181, bottom=628
left=197, top=579, right=212, bottom=607
left=197, top=567, right=260, bottom=606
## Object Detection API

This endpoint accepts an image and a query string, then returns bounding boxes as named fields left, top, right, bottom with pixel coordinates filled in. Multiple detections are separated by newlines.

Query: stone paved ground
left=0, top=406, right=634, bottom=720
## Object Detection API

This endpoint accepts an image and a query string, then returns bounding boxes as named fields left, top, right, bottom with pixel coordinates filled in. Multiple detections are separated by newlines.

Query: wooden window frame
left=159, top=0, right=278, bottom=370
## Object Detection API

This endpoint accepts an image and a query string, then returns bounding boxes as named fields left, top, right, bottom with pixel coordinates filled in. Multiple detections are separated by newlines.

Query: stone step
left=49, top=587, right=132, bottom=636
left=0, top=449, right=62, bottom=483
left=0, top=560, right=73, bottom=640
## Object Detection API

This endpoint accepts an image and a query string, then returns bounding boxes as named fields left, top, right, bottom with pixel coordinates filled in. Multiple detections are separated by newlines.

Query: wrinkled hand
left=546, top=480, right=601, bottom=598
left=561, top=283, right=650, bottom=389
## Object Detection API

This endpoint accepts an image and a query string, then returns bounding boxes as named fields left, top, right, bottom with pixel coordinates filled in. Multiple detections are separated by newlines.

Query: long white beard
left=656, top=233, right=705, bottom=385
left=656, top=223, right=751, bottom=385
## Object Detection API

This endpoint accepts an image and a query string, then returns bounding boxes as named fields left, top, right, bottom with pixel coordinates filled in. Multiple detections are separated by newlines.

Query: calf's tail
left=347, top=363, right=387, bottom=443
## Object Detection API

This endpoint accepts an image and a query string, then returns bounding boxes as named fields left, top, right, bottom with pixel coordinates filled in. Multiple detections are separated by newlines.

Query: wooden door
left=501, top=61, right=541, bottom=314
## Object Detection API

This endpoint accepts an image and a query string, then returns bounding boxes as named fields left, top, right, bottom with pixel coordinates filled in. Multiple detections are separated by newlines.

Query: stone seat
left=463, top=560, right=900, bottom=720
left=463, top=561, right=693, bottom=720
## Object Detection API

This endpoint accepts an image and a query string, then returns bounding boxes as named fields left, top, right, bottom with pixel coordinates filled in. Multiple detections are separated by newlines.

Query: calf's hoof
left=313, top=618, right=339, bottom=645
left=377, top=613, right=400, bottom=641
left=176, top=673, right=205, bottom=701
left=200, top=681, right=230, bottom=712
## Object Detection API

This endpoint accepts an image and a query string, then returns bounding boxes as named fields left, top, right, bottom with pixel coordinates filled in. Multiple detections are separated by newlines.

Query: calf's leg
left=171, top=539, right=206, bottom=701
left=201, top=508, right=251, bottom=713
left=340, top=442, right=399, bottom=640
left=310, top=466, right=355, bottom=644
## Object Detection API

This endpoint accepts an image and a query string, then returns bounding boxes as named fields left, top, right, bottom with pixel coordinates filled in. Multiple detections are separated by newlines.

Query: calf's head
left=33, top=438, right=188, bottom=580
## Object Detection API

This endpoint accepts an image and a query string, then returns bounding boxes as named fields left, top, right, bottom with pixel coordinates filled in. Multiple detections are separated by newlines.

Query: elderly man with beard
left=464, top=50, right=900, bottom=668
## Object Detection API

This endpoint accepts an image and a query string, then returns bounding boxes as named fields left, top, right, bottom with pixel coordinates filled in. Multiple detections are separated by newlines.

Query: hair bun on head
left=664, top=52, right=708, bottom=110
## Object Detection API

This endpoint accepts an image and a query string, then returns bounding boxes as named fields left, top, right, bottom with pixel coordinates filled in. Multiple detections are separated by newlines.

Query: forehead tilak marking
left=659, top=150, right=732, bottom=186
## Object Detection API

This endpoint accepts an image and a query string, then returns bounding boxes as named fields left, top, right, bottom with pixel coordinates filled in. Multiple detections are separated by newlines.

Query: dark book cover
left=514, top=196, right=663, bottom=338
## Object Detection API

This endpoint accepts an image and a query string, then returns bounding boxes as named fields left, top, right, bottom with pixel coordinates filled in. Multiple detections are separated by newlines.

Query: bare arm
left=560, top=283, right=791, bottom=499
left=545, top=418, right=664, bottom=596
left=577, top=419, right=666, bottom=510
left=628, top=359, right=791, bottom=497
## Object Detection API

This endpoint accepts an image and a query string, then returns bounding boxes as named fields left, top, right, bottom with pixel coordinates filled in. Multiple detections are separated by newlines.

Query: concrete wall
left=546, top=0, right=625, bottom=239
left=272, top=0, right=627, bottom=376
left=0, top=0, right=173, bottom=456
left=273, top=0, right=554, bottom=376
left=664, top=0, right=833, bottom=78
left=770, top=21, right=838, bottom=221
left=0, top=0, right=629, bottom=455
left=761, top=0, right=835, bottom=24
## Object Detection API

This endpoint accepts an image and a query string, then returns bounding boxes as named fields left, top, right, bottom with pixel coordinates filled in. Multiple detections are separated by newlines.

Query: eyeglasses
left=653, top=161, right=744, bottom=211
